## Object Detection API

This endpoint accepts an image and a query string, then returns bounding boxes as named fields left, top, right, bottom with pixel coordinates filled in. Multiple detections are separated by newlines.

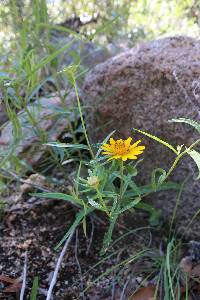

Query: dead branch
left=46, top=230, right=74, bottom=300
left=58, top=14, right=99, bottom=31
left=86, top=215, right=94, bottom=255
left=1, top=168, right=52, bottom=193
left=20, top=251, right=28, bottom=300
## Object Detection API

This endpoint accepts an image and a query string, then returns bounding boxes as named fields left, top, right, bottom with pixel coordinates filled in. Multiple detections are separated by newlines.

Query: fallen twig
left=1, top=168, right=52, bottom=193
left=46, top=230, right=74, bottom=300
left=20, top=251, right=28, bottom=300
left=120, top=278, right=130, bottom=300
left=86, top=216, right=94, bottom=255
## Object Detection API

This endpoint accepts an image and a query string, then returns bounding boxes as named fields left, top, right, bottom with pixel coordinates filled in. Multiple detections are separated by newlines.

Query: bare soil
left=0, top=191, right=154, bottom=300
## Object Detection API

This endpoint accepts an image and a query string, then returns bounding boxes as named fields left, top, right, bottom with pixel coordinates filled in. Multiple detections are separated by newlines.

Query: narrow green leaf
left=55, top=207, right=93, bottom=250
left=169, top=118, right=200, bottom=134
left=45, top=142, right=89, bottom=151
left=187, top=149, right=200, bottom=179
left=31, top=192, right=83, bottom=206
left=100, top=197, right=119, bottom=255
left=27, top=39, right=75, bottom=78
left=37, top=23, right=83, bottom=40
left=133, top=128, right=178, bottom=155
left=125, top=182, right=180, bottom=198
left=30, top=276, right=39, bottom=300
left=119, top=197, right=141, bottom=214
left=84, top=250, right=147, bottom=293
left=88, top=198, right=103, bottom=210
left=95, top=130, right=116, bottom=159
left=5, top=98, right=22, bottom=140
left=166, top=239, right=176, bottom=300
left=151, top=168, right=166, bottom=191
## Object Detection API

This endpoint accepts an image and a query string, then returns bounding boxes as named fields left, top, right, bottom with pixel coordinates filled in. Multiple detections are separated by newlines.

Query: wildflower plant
left=36, top=131, right=180, bottom=255
left=31, top=68, right=200, bottom=254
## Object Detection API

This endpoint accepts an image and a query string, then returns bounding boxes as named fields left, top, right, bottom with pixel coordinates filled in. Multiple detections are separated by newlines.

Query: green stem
left=72, top=76, right=94, bottom=159
left=182, top=208, right=200, bottom=239
left=169, top=176, right=189, bottom=238
left=119, top=160, right=124, bottom=207
left=164, top=139, right=200, bottom=182
left=141, top=139, right=200, bottom=199
left=96, top=188, right=110, bottom=216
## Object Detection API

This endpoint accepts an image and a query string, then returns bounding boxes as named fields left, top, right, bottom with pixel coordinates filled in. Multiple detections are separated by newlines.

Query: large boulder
left=83, top=36, right=200, bottom=233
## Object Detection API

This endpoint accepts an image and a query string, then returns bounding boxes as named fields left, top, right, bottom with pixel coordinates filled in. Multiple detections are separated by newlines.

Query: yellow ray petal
left=137, top=146, right=145, bottom=150
left=109, top=138, right=115, bottom=145
left=127, top=153, right=138, bottom=159
left=129, top=149, right=144, bottom=156
left=122, top=155, right=128, bottom=161
left=125, top=137, right=132, bottom=148
left=101, top=145, right=112, bottom=151
left=108, top=154, right=121, bottom=161
left=129, top=140, right=142, bottom=149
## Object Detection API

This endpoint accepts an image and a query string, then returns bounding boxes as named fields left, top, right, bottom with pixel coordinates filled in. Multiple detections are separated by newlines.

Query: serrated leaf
left=133, top=128, right=178, bottom=155
left=31, top=192, right=83, bottom=206
left=100, top=197, right=119, bottom=255
left=187, top=149, right=200, bottom=179
left=88, top=198, right=103, bottom=210
left=119, top=197, right=141, bottom=214
left=169, top=118, right=200, bottom=134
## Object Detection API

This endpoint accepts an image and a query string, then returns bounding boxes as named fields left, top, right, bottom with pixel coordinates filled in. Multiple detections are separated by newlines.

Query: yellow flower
left=101, top=137, right=145, bottom=161
left=87, top=176, right=100, bottom=188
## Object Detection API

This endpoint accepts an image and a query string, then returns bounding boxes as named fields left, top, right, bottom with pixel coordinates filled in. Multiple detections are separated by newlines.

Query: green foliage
left=156, top=239, right=183, bottom=300
left=0, top=1, right=200, bottom=298
left=134, top=119, right=200, bottom=182
left=1, top=0, right=199, bottom=51
left=30, top=276, right=39, bottom=300
left=187, top=149, right=200, bottom=180
left=34, top=135, right=180, bottom=254
left=169, top=117, right=200, bottom=134
left=133, top=128, right=178, bottom=155
left=170, top=118, right=200, bottom=180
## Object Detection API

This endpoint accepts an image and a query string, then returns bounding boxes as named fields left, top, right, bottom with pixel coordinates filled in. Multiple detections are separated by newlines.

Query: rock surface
left=0, top=92, right=75, bottom=166
left=83, top=36, right=200, bottom=232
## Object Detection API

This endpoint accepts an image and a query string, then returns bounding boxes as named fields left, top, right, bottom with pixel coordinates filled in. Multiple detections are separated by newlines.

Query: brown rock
left=83, top=36, right=200, bottom=231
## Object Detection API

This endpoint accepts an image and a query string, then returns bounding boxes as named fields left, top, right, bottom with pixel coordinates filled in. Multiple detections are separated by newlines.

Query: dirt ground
left=0, top=188, right=156, bottom=300
left=1, top=174, right=200, bottom=300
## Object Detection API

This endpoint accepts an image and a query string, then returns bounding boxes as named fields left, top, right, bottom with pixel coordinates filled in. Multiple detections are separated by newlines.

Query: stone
left=0, top=91, right=76, bottom=166
left=51, top=36, right=127, bottom=71
left=82, top=36, right=200, bottom=232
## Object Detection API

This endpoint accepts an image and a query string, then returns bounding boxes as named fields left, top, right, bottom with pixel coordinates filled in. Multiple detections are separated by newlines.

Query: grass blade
left=30, top=276, right=39, bottom=300
left=55, top=207, right=94, bottom=250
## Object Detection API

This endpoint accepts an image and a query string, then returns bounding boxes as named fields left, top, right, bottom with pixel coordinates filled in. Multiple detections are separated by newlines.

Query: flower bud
left=87, top=176, right=99, bottom=189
